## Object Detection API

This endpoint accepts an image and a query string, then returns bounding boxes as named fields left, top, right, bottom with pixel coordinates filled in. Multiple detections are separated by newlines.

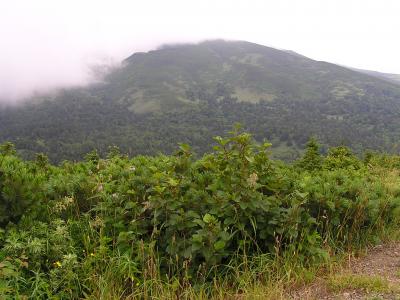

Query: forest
left=2, top=85, right=400, bottom=163
left=1, top=128, right=400, bottom=298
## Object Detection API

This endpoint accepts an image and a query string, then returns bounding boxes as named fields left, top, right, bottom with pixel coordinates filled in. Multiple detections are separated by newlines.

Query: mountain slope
left=349, top=67, right=400, bottom=85
left=104, top=40, right=400, bottom=113
left=1, top=40, right=400, bottom=162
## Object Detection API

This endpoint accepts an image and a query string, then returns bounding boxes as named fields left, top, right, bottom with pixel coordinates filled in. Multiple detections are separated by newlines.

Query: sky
left=1, top=0, right=400, bottom=102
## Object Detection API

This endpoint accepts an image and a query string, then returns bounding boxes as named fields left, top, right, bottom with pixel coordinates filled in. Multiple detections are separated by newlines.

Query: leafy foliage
left=324, top=146, right=361, bottom=170
left=0, top=131, right=399, bottom=298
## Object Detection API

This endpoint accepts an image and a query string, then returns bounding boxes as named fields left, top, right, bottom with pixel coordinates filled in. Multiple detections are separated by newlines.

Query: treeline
left=0, top=131, right=400, bottom=298
left=1, top=83, right=400, bottom=163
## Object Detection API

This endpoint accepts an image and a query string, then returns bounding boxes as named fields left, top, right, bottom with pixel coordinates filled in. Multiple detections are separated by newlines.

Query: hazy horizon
left=1, top=0, right=400, bottom=103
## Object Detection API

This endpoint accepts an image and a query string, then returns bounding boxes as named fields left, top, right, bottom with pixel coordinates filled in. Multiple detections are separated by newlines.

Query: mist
left=1, top=0, right=400, bottom=104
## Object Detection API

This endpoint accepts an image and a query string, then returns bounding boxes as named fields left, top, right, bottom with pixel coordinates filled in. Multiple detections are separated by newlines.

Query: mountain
left=349, top=67, right=400, bottom=85
left=1, top=40, right=400, bottom=162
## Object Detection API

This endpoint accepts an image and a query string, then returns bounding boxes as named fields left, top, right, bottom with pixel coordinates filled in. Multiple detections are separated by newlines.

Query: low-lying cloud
left=1, top=0, right=400, bottom=104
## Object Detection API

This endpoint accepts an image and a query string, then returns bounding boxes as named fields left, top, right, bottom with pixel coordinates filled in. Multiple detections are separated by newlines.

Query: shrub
left=0, top=132, right=399, bottom=298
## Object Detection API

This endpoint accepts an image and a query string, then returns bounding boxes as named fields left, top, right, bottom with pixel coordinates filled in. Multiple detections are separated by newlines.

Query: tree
left=323, top=146, right=361, bottom=170
left=296, top=137, right=323, bottom=171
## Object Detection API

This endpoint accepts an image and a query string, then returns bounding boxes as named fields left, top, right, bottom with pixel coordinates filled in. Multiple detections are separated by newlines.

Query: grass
left=327, top=274, right=392, bottom=293
left=81, top=232, right=400, bottom=299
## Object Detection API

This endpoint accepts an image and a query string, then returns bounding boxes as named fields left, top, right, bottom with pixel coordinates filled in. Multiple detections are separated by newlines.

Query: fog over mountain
left=1, top=0, right=400, bottom=103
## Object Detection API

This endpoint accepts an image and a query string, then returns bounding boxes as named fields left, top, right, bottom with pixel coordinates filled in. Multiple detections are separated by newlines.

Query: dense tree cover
left=1, top=40, right=400, bottom=162
left=0, top=132, right=399, bottom=298
left=1, top=86, right=400, bottom=163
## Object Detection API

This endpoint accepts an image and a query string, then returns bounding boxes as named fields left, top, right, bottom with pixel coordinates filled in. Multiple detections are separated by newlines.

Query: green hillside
left=1, top=40, right=400, bottom=162
left=107, top=40, right=400, bottom=113
left=349, top=67, right=400, bottom=85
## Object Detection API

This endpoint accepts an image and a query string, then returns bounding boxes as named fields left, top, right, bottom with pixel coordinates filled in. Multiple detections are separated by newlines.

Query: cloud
left=1, top=0, right=400, bottom=103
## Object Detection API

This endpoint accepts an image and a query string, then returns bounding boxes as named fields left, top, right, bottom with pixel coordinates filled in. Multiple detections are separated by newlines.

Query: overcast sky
left=1, top=0, right=400, bottom=102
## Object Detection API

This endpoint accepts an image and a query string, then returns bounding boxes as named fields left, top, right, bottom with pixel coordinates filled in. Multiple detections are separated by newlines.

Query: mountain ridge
left=348, top=67, right=400, bottom=85
left=1, top=39, right=400, bottom=162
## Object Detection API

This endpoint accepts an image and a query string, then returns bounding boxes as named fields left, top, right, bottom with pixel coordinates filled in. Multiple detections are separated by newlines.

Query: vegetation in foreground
left=0, top=128, right=400, bottom=299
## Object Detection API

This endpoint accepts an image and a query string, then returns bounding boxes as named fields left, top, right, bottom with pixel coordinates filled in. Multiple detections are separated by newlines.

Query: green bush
left=0, top=133, right=399, bottom=298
